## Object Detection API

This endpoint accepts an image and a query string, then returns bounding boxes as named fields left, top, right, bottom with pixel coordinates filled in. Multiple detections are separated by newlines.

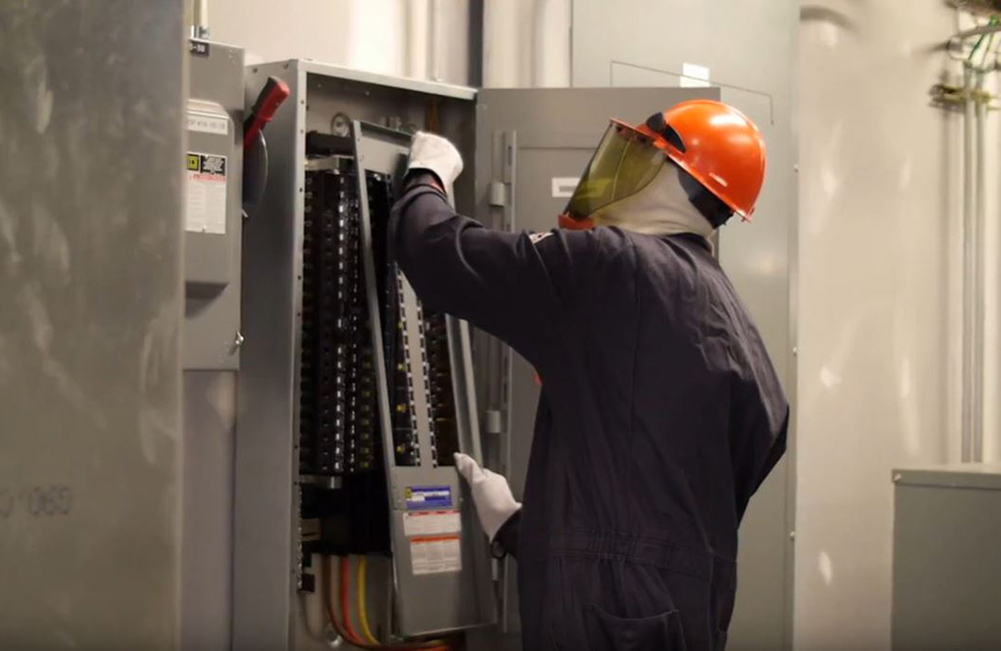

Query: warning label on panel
left=185, top=152, right=227, bottom=234
left=410, top=535, right=462, bottom=575
left=403, top=510, right=461, bottom=537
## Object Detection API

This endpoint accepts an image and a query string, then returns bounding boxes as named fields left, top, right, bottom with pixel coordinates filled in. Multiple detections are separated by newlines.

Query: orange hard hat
left=638, top=100, right=766, bottom=220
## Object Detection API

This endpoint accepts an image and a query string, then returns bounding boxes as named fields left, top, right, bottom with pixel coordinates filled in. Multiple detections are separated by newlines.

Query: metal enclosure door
left=472, top=87, right=718, bottom=640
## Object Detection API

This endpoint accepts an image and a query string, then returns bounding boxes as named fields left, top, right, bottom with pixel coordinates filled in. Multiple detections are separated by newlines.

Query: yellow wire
left=357, top=556, right=380, bottom=645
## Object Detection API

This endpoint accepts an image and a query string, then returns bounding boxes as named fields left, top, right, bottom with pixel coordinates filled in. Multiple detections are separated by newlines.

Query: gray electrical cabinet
left=892, top=464, right=1001, bottom=650
left=235, top=60, right=721, bottom=650
left=184, top=39, right=244, bottom=370
left=181, top=39, right=244, bottom=651
left=0, top=2, right=185, bottom=648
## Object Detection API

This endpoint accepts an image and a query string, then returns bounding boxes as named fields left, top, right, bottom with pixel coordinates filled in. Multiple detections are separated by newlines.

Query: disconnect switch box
left=184, top=40, right=243, bottom=371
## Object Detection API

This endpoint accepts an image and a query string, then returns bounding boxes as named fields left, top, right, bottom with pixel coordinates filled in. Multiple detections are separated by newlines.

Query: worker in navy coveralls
left=390, top=100, right=788, bottom=651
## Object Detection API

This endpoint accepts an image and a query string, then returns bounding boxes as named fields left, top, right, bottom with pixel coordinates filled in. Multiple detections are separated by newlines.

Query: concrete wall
left=482, top=0, right=570, bottom=88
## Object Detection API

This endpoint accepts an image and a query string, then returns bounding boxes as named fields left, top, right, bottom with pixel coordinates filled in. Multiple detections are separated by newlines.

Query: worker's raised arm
left=389, top=133, right=577, bottom=364
left=390, top=182, right=555, bottom=363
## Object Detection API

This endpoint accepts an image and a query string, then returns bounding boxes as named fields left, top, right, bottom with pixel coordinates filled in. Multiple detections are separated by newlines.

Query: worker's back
left=515, top=226, right=787, bottom=650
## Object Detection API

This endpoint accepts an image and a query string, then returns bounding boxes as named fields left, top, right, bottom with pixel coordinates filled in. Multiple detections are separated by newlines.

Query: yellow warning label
left=186, top=154, right=200, bottom=171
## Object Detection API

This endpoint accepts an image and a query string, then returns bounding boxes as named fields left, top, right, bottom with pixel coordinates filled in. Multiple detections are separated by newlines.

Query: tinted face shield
left=561, top=120, right=668, bottom=224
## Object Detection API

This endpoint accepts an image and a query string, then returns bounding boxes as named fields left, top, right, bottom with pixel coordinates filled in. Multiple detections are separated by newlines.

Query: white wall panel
left=797, top=2, right=963, bottom=648
left=209, top=0, right=470, bottom=85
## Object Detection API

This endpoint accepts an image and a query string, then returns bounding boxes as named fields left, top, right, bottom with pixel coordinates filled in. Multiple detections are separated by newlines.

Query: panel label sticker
left=410, top=535, right=462, bottom=575
left=189, top=40, right=210, bottom=57
left=404, top=485, right=452, bottom=510
left=187, top=111, right=229, bottom=136
left=551, top=177, right=579, bottom=198
left=403, top=510, right=461, bottom=537
left=185, top=152, right=227, bottom=235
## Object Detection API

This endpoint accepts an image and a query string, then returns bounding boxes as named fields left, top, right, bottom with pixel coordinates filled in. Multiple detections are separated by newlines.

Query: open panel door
left=470, top=87, right=720, bottom=646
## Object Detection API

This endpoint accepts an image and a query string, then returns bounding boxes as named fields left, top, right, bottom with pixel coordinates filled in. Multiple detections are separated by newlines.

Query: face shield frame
left=559, top=119, right=676, bottom=226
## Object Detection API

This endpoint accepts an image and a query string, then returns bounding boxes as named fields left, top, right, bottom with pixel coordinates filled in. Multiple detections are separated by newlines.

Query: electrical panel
left=236, top=61, right=494, bottom=649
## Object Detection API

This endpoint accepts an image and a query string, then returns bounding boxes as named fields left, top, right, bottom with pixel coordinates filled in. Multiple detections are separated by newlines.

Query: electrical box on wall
left=185, top=39, right=243, bottom=370
left=893, top=465, right=1001, bottom=649
left=235, top=61, right=491, bottom=649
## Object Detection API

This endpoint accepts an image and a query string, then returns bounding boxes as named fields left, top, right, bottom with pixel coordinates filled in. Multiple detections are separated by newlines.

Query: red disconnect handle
left=244, top=76, right=290, bottom=150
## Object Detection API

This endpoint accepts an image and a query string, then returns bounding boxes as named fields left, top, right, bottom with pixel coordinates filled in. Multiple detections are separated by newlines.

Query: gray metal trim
left=352, top=119, right=496, bottom=637
left=351, top=119, right=407, bottom=617
left=499, top=130, right=517, bottom=635
left=233, top=60, right=305, bottom=651
left=893, top=463, right=1001, bottom=490
left=297, top=59, right=477, bottom=100
left=447, top=317, right=484, bottom=464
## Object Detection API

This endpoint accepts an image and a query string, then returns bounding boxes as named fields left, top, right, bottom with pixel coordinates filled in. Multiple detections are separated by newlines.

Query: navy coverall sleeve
left=493, top=510, right=521, bottom=558
left=390, top=178, right=568, bottom=367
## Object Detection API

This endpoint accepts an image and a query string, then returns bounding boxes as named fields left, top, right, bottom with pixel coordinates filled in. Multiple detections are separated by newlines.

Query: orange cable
left=321, top=555, right=452, bottom=651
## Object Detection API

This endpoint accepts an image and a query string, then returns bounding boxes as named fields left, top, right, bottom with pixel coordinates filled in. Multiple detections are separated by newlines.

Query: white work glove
left=454, top=453, right=521, bottom=542
left=408, top=132, right=464, bottom=197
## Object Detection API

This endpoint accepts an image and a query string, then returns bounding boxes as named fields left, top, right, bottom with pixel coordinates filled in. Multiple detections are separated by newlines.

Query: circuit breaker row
left=297, top=147, right=463, bottom=571
left=424, top=309, right=459, bottom=466
left=299, top=168, right=377, bottom=477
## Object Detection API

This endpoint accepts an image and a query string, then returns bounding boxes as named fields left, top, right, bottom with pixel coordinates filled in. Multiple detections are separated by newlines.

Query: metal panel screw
left=230, top=331, right=245, bottom=354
